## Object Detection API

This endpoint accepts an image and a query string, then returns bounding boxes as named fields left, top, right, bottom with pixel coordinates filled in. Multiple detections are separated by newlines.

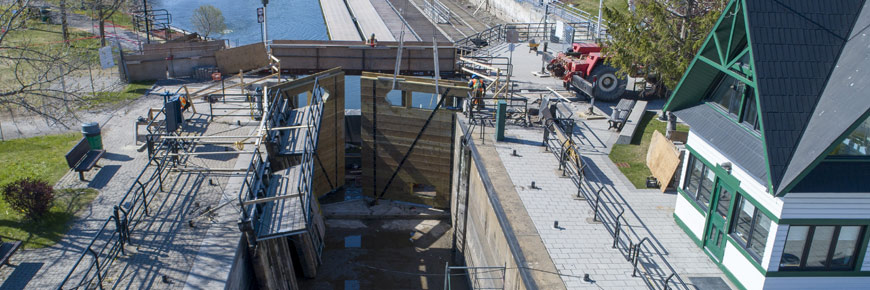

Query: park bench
left=65, top=138, right=106, bottom=181
left=607, top=98, right=636, bottom=131
left=0, top=237, right=21, bottom=267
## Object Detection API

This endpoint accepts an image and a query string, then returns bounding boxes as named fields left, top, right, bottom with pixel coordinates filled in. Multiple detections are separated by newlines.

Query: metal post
left=664, top=272, right=676, bottom=290
left=596, top=0, right=603, bottom=40
left=156, top=161, right=164, bottom=191
left=262, top=0, right=269, bottom=48
left=89, top=248, right=105, bottom=290
left=592, top=187, right=603, bottom=221
left=142, top=0, right=150, bottom=44
left=612, top=208, right=624, bottom=248
left=113, top=207, right=125, bottom=255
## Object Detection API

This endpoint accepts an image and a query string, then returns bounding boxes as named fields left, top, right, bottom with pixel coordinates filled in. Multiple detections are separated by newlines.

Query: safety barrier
left=541, top=106, right=684, bottom=289
left=57, top=138, right=180, bottom=289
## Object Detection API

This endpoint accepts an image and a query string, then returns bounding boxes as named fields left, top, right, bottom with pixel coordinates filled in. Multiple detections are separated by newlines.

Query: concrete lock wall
left=453, top=145, right=527, bottom=290
left=451, top=121, right=567, bottom=290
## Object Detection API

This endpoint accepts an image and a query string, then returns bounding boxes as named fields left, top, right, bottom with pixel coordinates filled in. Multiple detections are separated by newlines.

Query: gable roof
left=776, top=2, right=870, bottom=194
left=746, top=0, right=865, bottom=193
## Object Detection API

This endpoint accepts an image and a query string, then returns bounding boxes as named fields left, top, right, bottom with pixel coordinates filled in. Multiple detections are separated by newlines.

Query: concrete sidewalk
left=490, top=117, right=732, bottom=289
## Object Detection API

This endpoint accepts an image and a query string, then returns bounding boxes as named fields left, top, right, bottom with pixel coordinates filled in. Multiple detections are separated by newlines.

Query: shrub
left=2, top=178, right=55, bottom=220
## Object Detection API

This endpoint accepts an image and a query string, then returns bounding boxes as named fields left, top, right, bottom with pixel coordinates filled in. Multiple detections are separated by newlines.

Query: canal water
left=150, top=0, right=442, bottom=110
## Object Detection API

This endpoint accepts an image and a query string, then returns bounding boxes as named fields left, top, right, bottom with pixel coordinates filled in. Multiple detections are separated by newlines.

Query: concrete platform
left=321, top=0, right=364, bottom=40
left=347, top=0, right=397, bottom=41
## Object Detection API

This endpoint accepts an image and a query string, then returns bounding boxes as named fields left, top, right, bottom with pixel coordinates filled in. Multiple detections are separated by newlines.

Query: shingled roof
left=746, top=0, right=866, bottom=193
left=776, top=1, right=870, bottom=194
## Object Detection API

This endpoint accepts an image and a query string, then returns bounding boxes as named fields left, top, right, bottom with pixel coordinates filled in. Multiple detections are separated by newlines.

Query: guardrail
left=237, top=77, right=326, bottom=257
left=455, top=22, right=601, bottom=58
left=423, top=0, right=453, bottom=24
left=540, top=104, right=685, bottom=289
left=58, top=138, right=178, bottom=289
left=464, top=96, right=528, bottom=127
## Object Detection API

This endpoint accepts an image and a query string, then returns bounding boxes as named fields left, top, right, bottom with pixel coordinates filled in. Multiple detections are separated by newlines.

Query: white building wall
left=760, top=222, right=779, bottom=272
left=685, top=131, right=784, bottom=218
left=781, top=192, right=870, bottom=219
left=674, top=193, right=705, bottom=240
left=721, top=241, right=766, bottom=290
left=766, top=224, right=789, bottom=272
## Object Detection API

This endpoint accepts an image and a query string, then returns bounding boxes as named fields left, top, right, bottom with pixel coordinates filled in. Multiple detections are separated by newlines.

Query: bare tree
left=78, top=0, right=126, bottom=46
left=191, top=5, right=227, bottom=39
left=0, top=0, right=95, bottom=128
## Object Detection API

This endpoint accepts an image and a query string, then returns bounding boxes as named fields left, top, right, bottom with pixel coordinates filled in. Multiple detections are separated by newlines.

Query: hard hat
left=472, top=74, right=478, bottom=79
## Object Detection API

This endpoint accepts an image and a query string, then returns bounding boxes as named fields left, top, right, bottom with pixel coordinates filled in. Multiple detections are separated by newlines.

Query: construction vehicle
left=546, top=43, right=627, bottom=102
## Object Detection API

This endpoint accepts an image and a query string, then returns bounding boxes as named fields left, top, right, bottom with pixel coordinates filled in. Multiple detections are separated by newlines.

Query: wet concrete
left=300, top=218, right=469, bottom=290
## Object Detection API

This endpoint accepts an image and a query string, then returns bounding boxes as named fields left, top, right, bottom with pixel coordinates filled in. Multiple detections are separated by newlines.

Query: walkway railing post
left=592, top=187, right=603, bottom=221
left=664, top=272, right=676, bottom=290
left=113, top=207, right=125, bottom=256
left=88, top=248, right=105, bottom=290
left=612, top=209, right=624, bottom=248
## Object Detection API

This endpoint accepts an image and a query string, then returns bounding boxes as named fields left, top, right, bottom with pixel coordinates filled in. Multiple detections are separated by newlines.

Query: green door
left=704, top=184, right=734, bottom=260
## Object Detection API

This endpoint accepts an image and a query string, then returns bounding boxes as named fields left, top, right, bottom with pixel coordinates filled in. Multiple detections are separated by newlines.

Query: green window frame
left=703, top=73, right=760, bottom=133
left=780, top=225, right=866, bottom=271
left=683, top=154, right=715, bottom=211
left=730, top=193, right=771, bottom=262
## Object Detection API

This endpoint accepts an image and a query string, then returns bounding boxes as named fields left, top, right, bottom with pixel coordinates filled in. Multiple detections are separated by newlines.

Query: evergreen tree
left=602, top=0, right=728, bottom=89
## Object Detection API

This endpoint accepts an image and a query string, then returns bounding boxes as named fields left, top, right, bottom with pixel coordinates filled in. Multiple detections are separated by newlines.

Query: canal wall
left=451, top=120, right=566, bottom=290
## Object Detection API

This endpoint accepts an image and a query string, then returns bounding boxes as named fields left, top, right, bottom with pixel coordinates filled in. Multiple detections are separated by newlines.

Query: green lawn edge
left=609, top=111, right=689, bottom=189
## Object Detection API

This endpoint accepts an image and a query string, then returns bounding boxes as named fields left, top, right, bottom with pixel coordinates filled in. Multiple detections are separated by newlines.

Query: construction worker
left=468, top=75, right=486, bottom=110
left=367, top=33, right=378, bottom=47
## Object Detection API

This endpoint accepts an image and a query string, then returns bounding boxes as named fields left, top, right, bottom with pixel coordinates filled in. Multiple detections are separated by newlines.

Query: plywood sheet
left=646, top=130, right=681, bottom=192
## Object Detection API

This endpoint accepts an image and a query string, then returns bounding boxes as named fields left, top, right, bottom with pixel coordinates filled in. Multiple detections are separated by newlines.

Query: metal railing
left=58, top=139, right=178, bottom=289
left=444, top=263, right=506, bottom=290
left=464, top=96, right=529, bottom=126
left=237, top=77, right=326, bottom=258
left=455, top=22, right=600, bottom=59
left=541, top=105, right=686, bottom=289
left=424, top=0, right=453, bottom=24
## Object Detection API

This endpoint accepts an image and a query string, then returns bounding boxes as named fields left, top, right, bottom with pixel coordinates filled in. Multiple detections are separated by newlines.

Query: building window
left=780, top=225, right=865, bottom=271
left=706, top=75, right=745, bottom=116
left=730, top=194, right=770, bottom=261
left=683, top=154, right=714, bottom=210
left=715, top=187, right=732, bottom=220
left=740, top=90, right=759, bottom=131
left=829, top=116, right=870, bottom=157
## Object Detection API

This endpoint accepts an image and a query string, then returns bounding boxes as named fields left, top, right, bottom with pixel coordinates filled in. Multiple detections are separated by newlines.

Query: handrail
left=58, top=139, right=175, bottom=289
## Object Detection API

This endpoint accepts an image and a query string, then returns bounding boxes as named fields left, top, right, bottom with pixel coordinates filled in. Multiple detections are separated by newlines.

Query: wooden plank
left=646, top=130, right=681, bottom=192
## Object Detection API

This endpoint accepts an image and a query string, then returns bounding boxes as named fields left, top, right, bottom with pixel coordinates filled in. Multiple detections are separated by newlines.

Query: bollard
left=496, top=100, right=506, bottom=141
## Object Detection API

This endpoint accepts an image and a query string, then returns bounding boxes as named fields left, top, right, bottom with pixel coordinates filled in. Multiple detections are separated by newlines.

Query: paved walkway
left=491, top=118, right=731, bottom=289
left=0, top=82, right=256, bottom=289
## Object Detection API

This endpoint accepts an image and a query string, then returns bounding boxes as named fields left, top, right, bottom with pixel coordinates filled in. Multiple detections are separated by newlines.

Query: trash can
left=81, top=122, right=103, bottom=150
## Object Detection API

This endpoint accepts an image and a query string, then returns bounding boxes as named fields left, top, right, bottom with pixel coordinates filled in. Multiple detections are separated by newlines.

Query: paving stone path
left=492, top=118, right=731, bottom=289
left=0, top=85, right=256, bottom=289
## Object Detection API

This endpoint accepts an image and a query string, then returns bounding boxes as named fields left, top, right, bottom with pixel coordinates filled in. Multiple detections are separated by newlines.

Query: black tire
left=589, top=64, right=627, bottom=102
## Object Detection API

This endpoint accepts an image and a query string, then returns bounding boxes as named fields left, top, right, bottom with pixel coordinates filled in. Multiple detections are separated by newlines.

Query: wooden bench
left=0, top=237, right=21, bottom=267
left=65, top=139, right=106, bottom=181
left=608, top=99, right=637, bottom=131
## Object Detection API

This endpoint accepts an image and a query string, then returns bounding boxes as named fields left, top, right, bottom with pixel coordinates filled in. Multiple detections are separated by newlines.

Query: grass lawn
left=82, top=81, right=155, bottom=109
left=609, top=111, right=689, bottom=189
left=561, top=0, right=628, bottom=17
left=0, top=133, right=99, bottom=249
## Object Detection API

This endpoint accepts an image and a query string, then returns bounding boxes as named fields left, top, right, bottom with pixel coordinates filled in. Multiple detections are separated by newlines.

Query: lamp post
left=596, top=0, right=603, bottom=40
left=262, top=0, right=269, bottom=47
